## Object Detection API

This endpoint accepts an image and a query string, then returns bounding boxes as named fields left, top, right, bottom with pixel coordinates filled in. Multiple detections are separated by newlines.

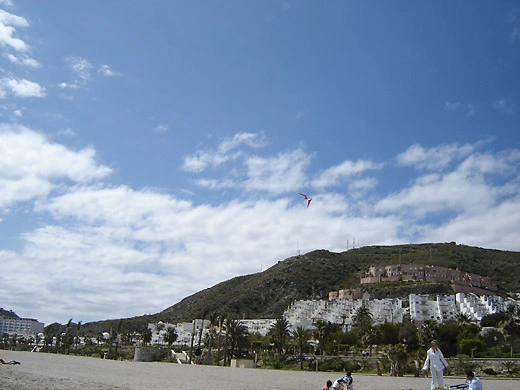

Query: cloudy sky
left=0, top=1, right=519, bottom=326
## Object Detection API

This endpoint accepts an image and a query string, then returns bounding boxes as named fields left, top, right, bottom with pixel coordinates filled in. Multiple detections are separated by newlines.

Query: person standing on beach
left=421, top=340, right=449, bottom=389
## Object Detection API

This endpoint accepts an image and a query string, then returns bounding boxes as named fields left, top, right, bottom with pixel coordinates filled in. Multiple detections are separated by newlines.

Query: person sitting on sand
left=0, top=358, right=21, bottom=365
left=466, top=370, right=483, bottom=390
left=322, top=380, right=333, bottom=390
left=332, top=372, right=353, bottom=390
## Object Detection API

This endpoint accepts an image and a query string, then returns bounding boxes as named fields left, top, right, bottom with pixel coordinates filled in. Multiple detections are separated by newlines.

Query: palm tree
left=268, top=318, right=291, bottom=356
left=418, top=319, right=438, bottom=348
left=225, top=318, right=249, bottom=360
left=292, top=326, right=311, bottom=369
left=387, top=343, right=408, bottom=377
left=74, top=321, right=82, bottom=352
left=216, top=313, right=227, bottom=366
left=141, top=327, right=152, bottom=346
left=361, top=326, right=380, bottom=357
left=206, top=312, right=218, bottom=365
left=454, top=312, right=472, bottom=326
left=198, top=309, right=209, bottom=349
left=62, top=318, right=74, bottom=355
left=312, top=319, right=329, bottom=357
left=113, top=319, right=123, bottom=359
left=164, top=326, right=178, bottom=348
left=499, top=307, right=520, bottom=358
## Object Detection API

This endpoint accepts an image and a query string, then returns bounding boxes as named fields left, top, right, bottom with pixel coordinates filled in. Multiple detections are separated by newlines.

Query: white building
left=456, top=293, right=505, bottom=321
left=285, top=293, right=519, bottom=328
left=148, top=319, right=211, bottom=346
left=284, top=297, right=405, bottom=329
left=241, top=319, right=276, bottom=336
left=0, top=316, right=44, bottom=336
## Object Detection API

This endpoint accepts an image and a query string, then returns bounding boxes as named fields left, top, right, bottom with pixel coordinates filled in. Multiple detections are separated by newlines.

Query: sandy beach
left=1, top=350, right=518, bottom=390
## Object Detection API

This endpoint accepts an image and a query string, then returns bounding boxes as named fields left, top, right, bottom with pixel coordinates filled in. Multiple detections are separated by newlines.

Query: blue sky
left=0, top=1, right=519, bottom=325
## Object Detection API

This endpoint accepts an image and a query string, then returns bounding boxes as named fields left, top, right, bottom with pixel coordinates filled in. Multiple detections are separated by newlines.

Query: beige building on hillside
left=360, top=264, right=497, bottom=291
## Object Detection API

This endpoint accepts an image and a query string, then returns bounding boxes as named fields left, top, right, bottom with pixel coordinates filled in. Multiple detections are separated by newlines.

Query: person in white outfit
left=421, top=340, right=449, bottom=389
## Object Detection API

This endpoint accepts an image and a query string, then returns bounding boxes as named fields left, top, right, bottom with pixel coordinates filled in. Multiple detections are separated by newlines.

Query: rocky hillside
left=79, top=243, right=520, bottom=334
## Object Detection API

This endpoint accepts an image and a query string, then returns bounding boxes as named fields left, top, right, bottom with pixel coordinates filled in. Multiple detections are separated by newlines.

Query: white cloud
left=445, top=101, right=475, bottom=117
left=243, top=148, right=312, bottom=194
left=0, top=124, right=112, bottom=209
left=59, top=81, right=80, bottom=89
left=0, top=22, right=27, bottom=52
left=152, top=124, right=168, bottom=133
left=312, top=159, right=383, bottom=188
left=377, top=148, right=520, bottom=220
left=0, top=9, right=29, bottom=28
left=492, top=97, right=515, bottom=114
left=98, top=64, right=122, bottom=77
left=182, top=132, right=266, bottom=173
left=66, top=56, right=93, bottom=81
left=396, top=143, right=478, bottom=170
left=4, top=53, right=41, bottom=69
left=0, top=77, right=46, bottom=98
left=445, top=101, right=461, bottom=110
left=1, top=132, right=519, bottom=324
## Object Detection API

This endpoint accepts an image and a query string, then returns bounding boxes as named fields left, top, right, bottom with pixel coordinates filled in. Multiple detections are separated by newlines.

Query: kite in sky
left=299, top=193, right=312, bottom=208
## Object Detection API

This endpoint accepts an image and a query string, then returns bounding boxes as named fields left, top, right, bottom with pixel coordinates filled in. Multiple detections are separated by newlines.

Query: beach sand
left=1, top=350, right=518, bottom=390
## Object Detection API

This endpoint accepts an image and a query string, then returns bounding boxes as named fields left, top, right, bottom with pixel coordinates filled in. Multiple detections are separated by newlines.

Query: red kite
left=299, top=193, right=312, bottom=208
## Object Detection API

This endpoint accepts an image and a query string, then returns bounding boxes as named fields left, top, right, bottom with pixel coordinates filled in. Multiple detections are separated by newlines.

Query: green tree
left=62, top=318, right=74, bottom=355
left=216, top=313, right=227, bottom=366
left=112, top=319, right=123, bottom=359
left=454, top=312, right=472, bottom=326
left=499, top=307, right=520, bottom=358
left=205, top=312, right=218, bottom=365
left=459, top=339, right=482, bottom=358
left=74, top=321, right=82, bottom=352
left=268, top=318, right=291, bottom=356
left=225, top=318, right=249, bottom=359
left=361, top=326, right=380, bottom=357
left=312, top=319, right=329, bottom=357
left=418, top=319, right=438, bottom=348
left=352, top=306, right=374, bottom=337
left=141, top=327, right=152, bottom=346
left=387, top=343, right=408, bottom=377
left=398, top=322, right=420, bottom=353
left=482, top=329, right=504, bottom=357
left=164, top=326, right=178, bottom=347
left=378, top=322, right=400, bottom=345
left=292, top=326, right=311, bottom=369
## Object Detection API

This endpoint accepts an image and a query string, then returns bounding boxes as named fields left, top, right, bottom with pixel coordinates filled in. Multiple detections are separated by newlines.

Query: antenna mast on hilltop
left=297, top=238, right=301, bottom=257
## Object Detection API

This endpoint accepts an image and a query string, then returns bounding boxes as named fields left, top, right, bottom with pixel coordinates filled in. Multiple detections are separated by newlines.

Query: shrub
left=482, top=367, right=497, bottom=375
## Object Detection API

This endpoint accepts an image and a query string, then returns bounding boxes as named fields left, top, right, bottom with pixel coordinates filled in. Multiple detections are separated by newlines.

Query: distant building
left=0, top=315, right=44, bottom=336
left=284, top=292, right=519, bottom=328
left=329, top=288, right=363, bottom=300
left=241, top=319, right=276, bottom=336
left=360, top=264, right=497, bottom=291
left=148, top=319, right=211, bottom=346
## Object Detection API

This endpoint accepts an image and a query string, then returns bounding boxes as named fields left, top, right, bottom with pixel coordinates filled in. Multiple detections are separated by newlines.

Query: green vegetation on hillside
left=78, top=243, right=520, bottom=335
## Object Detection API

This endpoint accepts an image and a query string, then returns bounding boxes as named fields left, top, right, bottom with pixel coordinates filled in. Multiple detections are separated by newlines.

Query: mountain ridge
left=77, top=243, right=520, bottom=334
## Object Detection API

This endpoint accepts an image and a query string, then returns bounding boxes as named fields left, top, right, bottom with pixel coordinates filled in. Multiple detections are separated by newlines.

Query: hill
left=79, top=243, right=520, bottom=335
